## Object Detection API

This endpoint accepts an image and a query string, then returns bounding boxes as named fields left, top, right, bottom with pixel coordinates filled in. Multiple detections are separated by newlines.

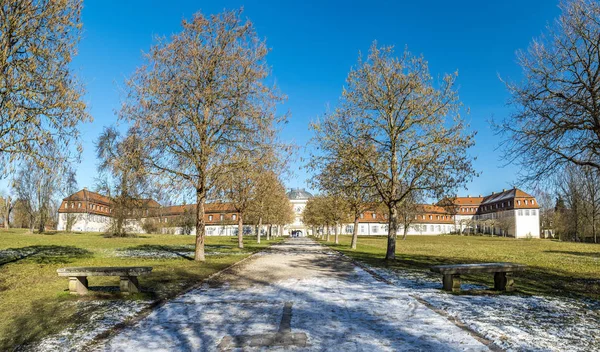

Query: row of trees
left=0, top=2, right=292, bottom=260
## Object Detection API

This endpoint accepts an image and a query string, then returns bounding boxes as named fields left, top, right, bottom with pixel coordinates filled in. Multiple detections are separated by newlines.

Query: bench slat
left=57, top=266, right=153, bottom=277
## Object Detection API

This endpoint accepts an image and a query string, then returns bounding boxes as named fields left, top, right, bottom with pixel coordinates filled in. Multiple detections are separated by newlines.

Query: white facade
left=57, top=212, right=111, bottom=233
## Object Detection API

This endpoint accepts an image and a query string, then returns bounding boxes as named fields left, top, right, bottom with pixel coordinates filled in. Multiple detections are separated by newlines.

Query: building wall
left=515, top=208, right=541, bottom=238
left=57, top=212, right=111, bottom=233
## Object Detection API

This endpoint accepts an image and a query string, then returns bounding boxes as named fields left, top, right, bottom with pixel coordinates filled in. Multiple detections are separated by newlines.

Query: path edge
left=81, top=246, right=273, bottom=351
left=320, top=241, right=504, bottom=352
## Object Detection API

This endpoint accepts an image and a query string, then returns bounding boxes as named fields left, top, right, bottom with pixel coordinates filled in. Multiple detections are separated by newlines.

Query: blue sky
left=2, top=0, right=563, bottom=197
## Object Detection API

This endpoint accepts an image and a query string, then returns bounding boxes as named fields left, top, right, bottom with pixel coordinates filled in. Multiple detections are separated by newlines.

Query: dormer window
left=208, top=215, right=213, bottom=221
left=372, top=213, right=376, bottom=219
left=232, top=214, right=237, bottom=221
left=518, top=200, right=521, bottom=206
left=525, top=200, right=528, bottom=205
left=220, top=214, right=224, bottom=221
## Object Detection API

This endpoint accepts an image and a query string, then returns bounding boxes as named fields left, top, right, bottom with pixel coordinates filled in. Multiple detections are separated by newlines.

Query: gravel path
left=96, top=238, right=488, bottom=351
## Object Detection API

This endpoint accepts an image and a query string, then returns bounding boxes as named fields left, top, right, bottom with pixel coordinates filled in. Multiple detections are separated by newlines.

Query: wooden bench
left=430, top=263, right=526, bottom=292
left=57, top=266, right=152, bottom=295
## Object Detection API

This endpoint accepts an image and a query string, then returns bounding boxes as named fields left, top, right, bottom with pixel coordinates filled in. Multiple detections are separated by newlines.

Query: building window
left=429, top=215, right=432, bottom=220
left=372, top=213, right=376, bottom=219
left=525, top=200, right=528, bottom=205
left=360, top=213, right=364, bottom=219
left=78, top=203, right=81, bottom=208
left=532, top=209, right=537, bottom=216
left=531, top=200, right=535, bottom=204
left=208, top=215, right=213, bottom=221
left=430, top=225, right=434, bottom=232
left=518, top=209, right=523, bottom=216
left=518, top=200, right=521, bottom=205
left=360, top=225, right=365, bottom=233
left=345, top=225, right=353, bottom=233
left=232, top=214, right=237, bottom=221
left=525, top=209, right=530, bottom=216
left=372, top=226, right=378, bottom=233
left=220, top=214, right=224, bottom=221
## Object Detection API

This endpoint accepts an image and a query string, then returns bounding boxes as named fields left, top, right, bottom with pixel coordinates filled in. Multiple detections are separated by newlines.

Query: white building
left=57, top=187, right=540, bottom=238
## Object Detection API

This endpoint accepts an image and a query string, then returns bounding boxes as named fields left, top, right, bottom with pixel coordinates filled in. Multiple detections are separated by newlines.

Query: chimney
left=492, top=191, right=495, bottom=195
left=478, top=194, right=482, bottom=197
left=502, top=188, right=506, bottom=192
left=467, top=194, right=470, bottom=198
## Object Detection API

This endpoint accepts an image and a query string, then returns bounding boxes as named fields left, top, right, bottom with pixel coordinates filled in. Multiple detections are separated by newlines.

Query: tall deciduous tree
left=325, top=43, right=476, bottom=260
left=0, top=190, right=12, bottom=228
left=498, top=0, right=600, bottom=182
left=248, top=170, right=287, bottom=243
left=96, top=126, right=151, bottom=237
left=0, top=0, right=91, bottom=175
left=12, top=160, right=60, bottom=233
left=308, top=135, right=377, bottom=249
left=120, top=10, right=285, bottom=261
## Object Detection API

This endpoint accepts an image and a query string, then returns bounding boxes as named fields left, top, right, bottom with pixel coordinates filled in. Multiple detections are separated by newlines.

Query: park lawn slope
left=0, top=229, right=282, bottom=350
left=321, top=235, right=600, bottom=300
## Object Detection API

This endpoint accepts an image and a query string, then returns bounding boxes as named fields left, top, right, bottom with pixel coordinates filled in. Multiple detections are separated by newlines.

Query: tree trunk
left=38, top=206, right=47, bottom=233
left=195, top=188, right=207, bottom=261
left=593, top=215, right=597, bottom=244
left=350, top=216, right=359, bottom=249
left=326, top=224, right=330, bottom=242
left=3, top=196, right=10, bottom=228
left=279, top=224, right=283, bottom=237
left=238, top=213, right=244, bottom=249
left=402, top=221, right=408, bottom=240
left=334, top=223, right=339, bottom=244
left=268, top=224, right=272, bottom=240
left=386, top=205, right=398, bottom=260
left=257, top=216, right=263, bottom=244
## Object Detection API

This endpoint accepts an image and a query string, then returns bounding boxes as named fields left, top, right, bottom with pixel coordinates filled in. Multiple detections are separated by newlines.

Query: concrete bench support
left=442, top=274, right=461, bottom=292
left=120, top=276, right=140, bottom=294
left=494, top=272, right=515, bottom=292
left=68, top=276, right=89, bottom=295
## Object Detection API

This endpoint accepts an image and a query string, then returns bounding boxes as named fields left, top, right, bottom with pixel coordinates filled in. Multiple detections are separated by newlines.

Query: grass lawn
left=320, top=235, right=600, bottom=300
left=0, top=228, right=282, bottom=350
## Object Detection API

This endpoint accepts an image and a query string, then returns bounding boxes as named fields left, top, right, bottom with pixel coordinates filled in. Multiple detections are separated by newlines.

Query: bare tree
left=534, top=187, right=555, bottom=238
left=248, top=170, right=287, bottom=243
left=221, top=161, right=256, bottom=249
left=0, top=190, right=12, bottom=228
left=498, top=0, right=600, bottom=182
left=0, top=0, right=91, bottom=175
left=308, top=132, right=377, bottom=249
left=398, top=193, right=421, bottom=240
left=325, top=43, right=476, bottom=260
left=62, top=167, right=78, bottom=232
left=12, top=161, right=59, bottom=232
left=119, top=9, right=285, bottom=261
left=96, top=126, right=151, bottom=237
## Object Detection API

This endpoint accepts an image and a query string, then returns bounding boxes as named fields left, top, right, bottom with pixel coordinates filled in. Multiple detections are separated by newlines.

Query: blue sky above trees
left=12, top=0, right=561, bottom=196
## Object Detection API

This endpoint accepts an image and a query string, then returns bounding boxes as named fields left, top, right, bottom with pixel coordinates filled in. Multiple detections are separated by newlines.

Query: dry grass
left=0, top=228, right=282, bottom=350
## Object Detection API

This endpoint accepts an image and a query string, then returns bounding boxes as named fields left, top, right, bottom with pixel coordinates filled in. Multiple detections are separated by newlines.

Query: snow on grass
left=31, top=300, right=150, bottom=352
left=366, top=265, right=600, bottom=351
